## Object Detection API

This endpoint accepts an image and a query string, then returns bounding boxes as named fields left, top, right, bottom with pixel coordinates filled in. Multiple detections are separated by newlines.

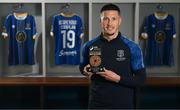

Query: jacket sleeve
left=79, top=43, right=89, bottom=75
left=118, top=68, right=146, bottom=87
left=118, top=44, right=146, bottom=87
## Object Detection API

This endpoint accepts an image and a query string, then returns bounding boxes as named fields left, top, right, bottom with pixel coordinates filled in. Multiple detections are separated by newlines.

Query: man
left=79, top=3, right=146, bottom=109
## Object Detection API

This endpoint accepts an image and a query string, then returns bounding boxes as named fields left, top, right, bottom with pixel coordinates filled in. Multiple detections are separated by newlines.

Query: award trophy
left=86, top=46, right=104, bottom=73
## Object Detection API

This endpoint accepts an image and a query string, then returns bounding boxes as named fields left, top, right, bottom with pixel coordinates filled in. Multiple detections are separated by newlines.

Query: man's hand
left=97, top=68, right=121, bottom=83
left=83, top=64, right=94, bottom=78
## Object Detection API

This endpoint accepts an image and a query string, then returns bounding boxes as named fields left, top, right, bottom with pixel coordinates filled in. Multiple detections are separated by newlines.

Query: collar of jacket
left=99, top=32, right=121, bottom=42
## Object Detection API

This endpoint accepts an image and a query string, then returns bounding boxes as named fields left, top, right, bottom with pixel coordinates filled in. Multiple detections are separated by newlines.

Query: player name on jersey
left=59, top=20, right=77, bottom=29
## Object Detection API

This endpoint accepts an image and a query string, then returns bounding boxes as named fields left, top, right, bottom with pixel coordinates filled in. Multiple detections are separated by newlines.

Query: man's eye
left=112, top=17, right=116, bottom=20
left=103, top=17, right=108, bottom=20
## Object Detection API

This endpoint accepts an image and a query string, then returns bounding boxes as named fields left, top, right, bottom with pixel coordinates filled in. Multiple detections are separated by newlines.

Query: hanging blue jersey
left=3, top=13, right=37, bottom=65
left=142, top=13, right=176, bottom=66
left=51, top=13, right=83, bottom=65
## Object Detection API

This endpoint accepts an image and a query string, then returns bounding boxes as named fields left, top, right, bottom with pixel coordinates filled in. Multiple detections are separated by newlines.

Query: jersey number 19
left=61, top=30, right=75, bottom=49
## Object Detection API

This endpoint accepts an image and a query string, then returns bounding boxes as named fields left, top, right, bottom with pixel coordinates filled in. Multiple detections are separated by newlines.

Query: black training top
left=79, top=32, right=146, bottom=109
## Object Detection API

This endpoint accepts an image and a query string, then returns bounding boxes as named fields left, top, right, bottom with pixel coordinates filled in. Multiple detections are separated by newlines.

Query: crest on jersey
left=116, top=50, right=126, bottom=61
left=165, top=23, right=171, bottom=30
left=117, top=50, right=124, bottom=58
left=25, top=23, right=31, bottom=30
left=16, top=31, right=27, bottom=43
left=155, top=31, right=166, bottom=43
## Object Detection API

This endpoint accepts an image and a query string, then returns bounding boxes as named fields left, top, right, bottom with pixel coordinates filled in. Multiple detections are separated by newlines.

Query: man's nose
left=108, top=19, right=112, bottom=25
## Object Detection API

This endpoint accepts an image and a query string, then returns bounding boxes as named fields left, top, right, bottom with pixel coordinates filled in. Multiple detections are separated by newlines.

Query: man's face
left=100, top=10, right=121, bottom=37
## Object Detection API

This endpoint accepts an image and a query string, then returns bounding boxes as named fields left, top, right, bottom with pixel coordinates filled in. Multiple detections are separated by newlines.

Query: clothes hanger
left=13, top=3, right=27, bottom=17
left=61, top=3, right=75, bottom=17
left=155, top=4, right=168, bottom=18
left=63, top=3, right=71, bottom=13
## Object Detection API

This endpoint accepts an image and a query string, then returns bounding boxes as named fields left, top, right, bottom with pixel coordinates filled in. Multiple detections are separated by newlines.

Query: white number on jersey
left=61, top=30, right=75, bottom=49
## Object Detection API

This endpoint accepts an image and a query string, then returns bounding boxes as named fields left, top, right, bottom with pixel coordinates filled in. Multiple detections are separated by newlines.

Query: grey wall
left=92, top=3, right=135, bottom=40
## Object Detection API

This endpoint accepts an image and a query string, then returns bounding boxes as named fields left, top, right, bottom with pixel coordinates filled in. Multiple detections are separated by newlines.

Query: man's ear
left=119, top=17, right=122, bottom=26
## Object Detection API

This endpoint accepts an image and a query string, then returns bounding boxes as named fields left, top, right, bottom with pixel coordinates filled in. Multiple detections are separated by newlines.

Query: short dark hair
left=100, top=3, right=121, bottom=15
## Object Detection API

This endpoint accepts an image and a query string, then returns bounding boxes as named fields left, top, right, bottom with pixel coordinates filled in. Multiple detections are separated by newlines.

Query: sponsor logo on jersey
left=59, top=50, right=77, bottom=56
left=155, top=31, right=166, bottom=43
left=16, top=31, right=27, bottom=43
left=116, top=50, right=126, bottom=61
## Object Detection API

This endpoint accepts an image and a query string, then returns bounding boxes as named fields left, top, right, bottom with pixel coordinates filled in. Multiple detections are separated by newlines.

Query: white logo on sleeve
left=116, top=50, right=126, bottom=61
left=12, top=25, right=15, bottom=28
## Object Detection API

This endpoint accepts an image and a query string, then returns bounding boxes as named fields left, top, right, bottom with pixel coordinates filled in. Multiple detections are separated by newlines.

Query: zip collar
left=100, top=32, right=121, bottom=42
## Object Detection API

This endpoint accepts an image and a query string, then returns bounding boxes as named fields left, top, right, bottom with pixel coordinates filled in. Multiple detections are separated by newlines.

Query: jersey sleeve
left=143, top=16, right=148, bottom=33
left=2, top=14, right=11, bottom=38
left=50, top=15, right=56, bottom=36
left=79, top=42, right=89, bottom=74
left=140, top=16, right=149, bottom=39
left=77, top=16, right=83, bottom=38
left=32, top=15, right=37, bottom=39
left=171, top=15, right=176, bottom=36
